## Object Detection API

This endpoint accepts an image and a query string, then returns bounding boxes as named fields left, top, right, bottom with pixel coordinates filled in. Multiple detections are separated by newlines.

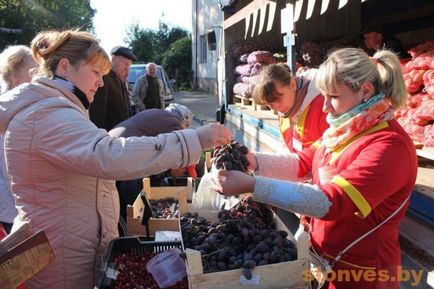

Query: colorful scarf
left=283, top=76, right=310, bottom=118
left=322, top=93, right=394, bottom=151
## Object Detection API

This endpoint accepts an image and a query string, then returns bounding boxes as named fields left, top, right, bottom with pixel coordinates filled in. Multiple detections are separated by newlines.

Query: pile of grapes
left=150, top=197, right=179, bottom=219
left=181, top=197, right=297, bottom=278
left=111, top=251, right=188, bottom=289
left=212, top=141, right=250, bottom=172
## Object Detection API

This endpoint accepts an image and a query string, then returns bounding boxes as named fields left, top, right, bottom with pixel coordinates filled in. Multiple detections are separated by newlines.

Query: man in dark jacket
left=89, top=46, right=137, bottom=130
left=363, top=23, right=409, bottom=58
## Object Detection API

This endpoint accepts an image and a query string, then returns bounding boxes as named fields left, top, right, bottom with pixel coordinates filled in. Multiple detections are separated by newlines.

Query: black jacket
left=89, top=70, right=131, bottom=130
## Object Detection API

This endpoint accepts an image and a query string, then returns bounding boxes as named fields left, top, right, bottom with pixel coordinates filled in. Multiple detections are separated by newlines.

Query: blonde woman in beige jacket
left=0, top=30, right=231, bottom=289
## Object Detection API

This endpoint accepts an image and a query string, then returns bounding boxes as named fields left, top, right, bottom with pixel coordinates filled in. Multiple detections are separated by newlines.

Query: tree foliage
left=125, top=23, right=157, bottom=63
left=162, top=36, right=192, bottom=89
left=0, top=0, right=95, bottom=50
left=126, top=21, right=191, bottom=88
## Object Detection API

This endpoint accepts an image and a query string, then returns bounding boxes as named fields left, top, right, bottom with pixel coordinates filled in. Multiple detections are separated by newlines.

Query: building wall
left=191, top=0, right=223, bottom=94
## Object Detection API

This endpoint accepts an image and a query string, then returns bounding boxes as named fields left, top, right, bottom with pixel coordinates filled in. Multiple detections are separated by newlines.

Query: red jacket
left=280, top=94, right=328, bottom=152
left=298, top=119, right=417, bottom=289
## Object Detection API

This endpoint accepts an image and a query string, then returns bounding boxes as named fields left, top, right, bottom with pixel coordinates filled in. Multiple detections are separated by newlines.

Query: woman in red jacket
left=253, top=63, right=329, bottom=153
left=214, top=48, right=417, bottom=289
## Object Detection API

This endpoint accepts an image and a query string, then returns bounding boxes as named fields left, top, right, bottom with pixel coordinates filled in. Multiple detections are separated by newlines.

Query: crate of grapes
left=95, top=236, right=189, bottom=289
left=180, top=199, right=310, bottom=289
left=127, top=178, right=189, bottom=236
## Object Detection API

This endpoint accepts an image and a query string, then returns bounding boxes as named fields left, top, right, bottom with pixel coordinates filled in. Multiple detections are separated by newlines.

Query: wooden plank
left=415, top=158, right=434, bottom=199
left=0, top=223, right=32, bottom=255
left=254, top=101, right=271, bottom=111
left=188, top=260, right=308, bottom=289
left=0, top=231, right=55, bottom=289
left=413, top=141, right=424, bottom=149
left=416, top=146, right=434, bottom=161
left=233, top=94, right=254, bottom=109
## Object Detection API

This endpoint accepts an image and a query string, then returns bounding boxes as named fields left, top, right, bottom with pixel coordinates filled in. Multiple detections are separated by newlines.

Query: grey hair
left=316, top=48, right=407, bottom=109
left=147, top=62, right=157, bottom=69
left=0, top=45, right=34, bottom=93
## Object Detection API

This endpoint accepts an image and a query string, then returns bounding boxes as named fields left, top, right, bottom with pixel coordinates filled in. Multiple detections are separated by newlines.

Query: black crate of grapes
left=95, top=236, right=188, bottom=289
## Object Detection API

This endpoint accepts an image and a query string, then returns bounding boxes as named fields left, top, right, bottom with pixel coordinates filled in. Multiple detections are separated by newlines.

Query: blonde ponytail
left=372, top=50, right=407, bottom=109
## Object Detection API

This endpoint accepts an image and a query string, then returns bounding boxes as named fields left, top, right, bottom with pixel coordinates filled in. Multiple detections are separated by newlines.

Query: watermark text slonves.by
left=304, top=266, right=424, bottom=287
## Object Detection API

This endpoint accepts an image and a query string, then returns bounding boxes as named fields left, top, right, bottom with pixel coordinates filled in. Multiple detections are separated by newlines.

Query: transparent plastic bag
left=192, top=167, right=239, bottom=210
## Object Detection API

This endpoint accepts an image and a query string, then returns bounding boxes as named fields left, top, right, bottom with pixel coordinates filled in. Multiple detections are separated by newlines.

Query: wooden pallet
left=253, top=101, right=271, bottom=112
left=233, top=94, right=254, bottom=110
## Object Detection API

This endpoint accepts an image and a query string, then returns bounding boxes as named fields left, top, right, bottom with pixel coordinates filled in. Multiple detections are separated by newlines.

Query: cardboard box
left=182, top=205, right=310, bottom=289
left=0, top=224, right=55, bottom=289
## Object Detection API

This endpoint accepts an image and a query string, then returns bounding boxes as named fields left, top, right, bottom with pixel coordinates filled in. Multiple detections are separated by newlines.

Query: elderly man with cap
left=89, top=46, right=137, bottom=130
left=363, top=23, right=409, bottom=58
left=108, top=103, right=196, bottom=234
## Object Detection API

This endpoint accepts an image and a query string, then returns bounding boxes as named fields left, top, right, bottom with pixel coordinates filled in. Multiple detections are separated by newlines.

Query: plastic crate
left=95, top=236, right=182, bottom=289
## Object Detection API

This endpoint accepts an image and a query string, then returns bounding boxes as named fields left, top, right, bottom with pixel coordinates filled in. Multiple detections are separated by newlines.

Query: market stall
left=218, top=1, right=434, bottom=288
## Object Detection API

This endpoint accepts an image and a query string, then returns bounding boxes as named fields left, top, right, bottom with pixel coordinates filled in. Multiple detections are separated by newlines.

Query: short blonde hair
left=316, top=48, right=407, bottom=109
left=31, top=29, right=111, bottom=78
left=0, top=45, right=34, bottom=92
left=252, top=63, right=292, bottom=105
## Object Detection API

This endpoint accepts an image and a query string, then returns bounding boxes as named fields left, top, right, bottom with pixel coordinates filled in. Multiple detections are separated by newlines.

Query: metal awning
left=224, top=0, right=369, bottom=39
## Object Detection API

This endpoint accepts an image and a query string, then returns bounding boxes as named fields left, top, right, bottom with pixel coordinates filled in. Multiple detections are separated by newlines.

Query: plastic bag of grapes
left=192, top=141, right=250, bottom=211
left=192, top=169, right=239, bottom=211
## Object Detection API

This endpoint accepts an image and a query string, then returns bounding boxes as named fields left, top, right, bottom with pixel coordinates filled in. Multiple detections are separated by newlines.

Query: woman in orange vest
left=253, top=63, right=329, bottom=153
left=214, top=48, right=417, bottom=289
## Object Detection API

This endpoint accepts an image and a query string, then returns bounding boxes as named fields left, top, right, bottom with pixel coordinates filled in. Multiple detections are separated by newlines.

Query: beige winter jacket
left=0, top=77, right=201, bottom=289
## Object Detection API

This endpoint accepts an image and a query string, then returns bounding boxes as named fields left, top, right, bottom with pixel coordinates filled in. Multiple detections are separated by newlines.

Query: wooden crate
left=182, top=205, right=310, bottom=289
left=0, top=224, right=55, bottom=289
left=127, top=178, right=189, bottom=236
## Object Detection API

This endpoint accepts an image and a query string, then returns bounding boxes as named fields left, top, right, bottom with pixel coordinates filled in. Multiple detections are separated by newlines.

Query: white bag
left=192, top=167, right=239, bottom=211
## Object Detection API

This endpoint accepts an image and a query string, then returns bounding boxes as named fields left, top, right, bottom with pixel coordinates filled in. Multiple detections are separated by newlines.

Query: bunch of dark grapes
left=180, top=196, right=297, bottom=278
left=212, top=141, right=250, bottom=172
left=150, top=197, right=179, bottom=219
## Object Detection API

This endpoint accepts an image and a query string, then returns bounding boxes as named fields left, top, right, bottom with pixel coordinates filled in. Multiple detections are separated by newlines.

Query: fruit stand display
left=180, top=198, right=310, bottom=289
left=121, top=142, right=311, bottom=288
left=127, top=178, right=190, bottom=236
